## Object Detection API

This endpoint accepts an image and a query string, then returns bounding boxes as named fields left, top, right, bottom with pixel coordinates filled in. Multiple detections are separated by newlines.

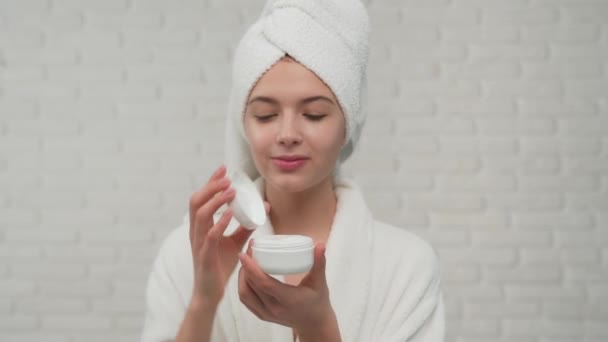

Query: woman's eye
left=255, top=114, right=277, bottom=122
left=304, top=113, right=327, bottom=121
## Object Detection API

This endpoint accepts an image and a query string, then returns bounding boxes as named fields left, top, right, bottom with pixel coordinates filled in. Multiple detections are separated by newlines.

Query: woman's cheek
left=245, top=119, right=280, bottom=175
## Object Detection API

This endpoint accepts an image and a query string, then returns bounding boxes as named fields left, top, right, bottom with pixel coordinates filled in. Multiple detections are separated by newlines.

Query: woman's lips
left=272, top=158, right=308, bottom=171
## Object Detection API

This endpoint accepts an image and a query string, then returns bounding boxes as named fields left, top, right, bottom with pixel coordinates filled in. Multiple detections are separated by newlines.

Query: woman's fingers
left=209, top=164, right=226, bottom=181
left=191, top=165, right=227, bottom=214
left=244, top=242, right=287, bottom=300
left=189, top=165, right=229, bottom=244
left=238, top=264, right=267, bottom=320
left=200, top=209, right=233, bottom=267
left=310, top=243, right=328, bottom=281
left=193, top=186, right=235, bottom=245
left=238, top=263, right=289, bottom=326
left=193, top=177, right=230, bottom=211
left=246, top=239, right=254, bottom=256
left=239, top=242, right=295, bottom=301
left=241, top=243, right=284, bottom=291
left=297, top=243, right=329, bottom=290
left=229, top=226, right=255, bottom=250
left=189, top=177, right=230, bottom=229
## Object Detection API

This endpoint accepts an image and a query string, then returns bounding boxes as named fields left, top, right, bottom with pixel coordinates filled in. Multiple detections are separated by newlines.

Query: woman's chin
left=266, top=172, right=311, bottom=194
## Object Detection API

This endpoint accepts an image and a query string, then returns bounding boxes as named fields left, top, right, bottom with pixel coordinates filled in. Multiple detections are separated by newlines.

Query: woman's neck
left=264, top=176, right=337, bottom=242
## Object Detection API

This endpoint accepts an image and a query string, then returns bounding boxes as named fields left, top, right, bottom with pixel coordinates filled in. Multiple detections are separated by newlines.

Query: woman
left=141, top=1, right=445, bottom=341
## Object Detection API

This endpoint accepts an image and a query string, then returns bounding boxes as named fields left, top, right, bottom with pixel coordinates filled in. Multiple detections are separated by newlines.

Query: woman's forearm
left=175, top=296, right=219, bottom=342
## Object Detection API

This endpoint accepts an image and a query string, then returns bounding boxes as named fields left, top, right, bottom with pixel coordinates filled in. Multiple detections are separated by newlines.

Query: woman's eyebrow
left=247, top=95, right=335, bottom=106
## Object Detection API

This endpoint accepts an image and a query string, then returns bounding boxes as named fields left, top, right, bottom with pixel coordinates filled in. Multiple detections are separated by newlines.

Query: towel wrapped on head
left=225, top=0, right=370, bottom=180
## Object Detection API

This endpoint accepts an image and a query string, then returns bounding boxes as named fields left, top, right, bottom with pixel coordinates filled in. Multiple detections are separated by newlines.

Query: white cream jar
left=252, top=235, right=314, bottom=275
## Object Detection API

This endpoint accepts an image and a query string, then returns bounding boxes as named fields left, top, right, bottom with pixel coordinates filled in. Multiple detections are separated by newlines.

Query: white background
left=1, top=0, right=607, bottom=341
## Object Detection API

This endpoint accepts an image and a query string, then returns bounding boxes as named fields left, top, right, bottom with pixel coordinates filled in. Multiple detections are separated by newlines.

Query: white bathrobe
left=141, top=177, right=445, bottom=342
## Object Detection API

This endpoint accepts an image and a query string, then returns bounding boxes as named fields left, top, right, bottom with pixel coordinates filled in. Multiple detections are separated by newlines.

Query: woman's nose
left=276, top=116, right=302, bottom=147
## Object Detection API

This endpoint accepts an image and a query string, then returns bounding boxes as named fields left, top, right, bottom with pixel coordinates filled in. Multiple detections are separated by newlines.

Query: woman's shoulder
left=371, top=219, right=440, bottom=273
left=151, top=213, right=193, bottom=286
left=367, top=220, right=442, bottom=314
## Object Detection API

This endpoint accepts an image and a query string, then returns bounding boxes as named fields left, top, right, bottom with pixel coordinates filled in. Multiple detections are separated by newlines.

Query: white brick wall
left=0, top=0, right=606, bottom=341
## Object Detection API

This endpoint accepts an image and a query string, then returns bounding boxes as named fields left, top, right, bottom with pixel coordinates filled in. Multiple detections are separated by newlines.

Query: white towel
left=225, top=0, right=370, bottom=180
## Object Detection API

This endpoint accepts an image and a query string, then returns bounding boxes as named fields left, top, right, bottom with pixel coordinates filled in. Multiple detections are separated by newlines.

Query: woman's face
left=243, top=57, right=346, bottom=193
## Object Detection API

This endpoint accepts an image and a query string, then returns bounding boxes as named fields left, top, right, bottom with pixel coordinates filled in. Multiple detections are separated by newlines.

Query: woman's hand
left=237, top=240, right=341, bottom=341
left=189, top=165, right=269, bottom=306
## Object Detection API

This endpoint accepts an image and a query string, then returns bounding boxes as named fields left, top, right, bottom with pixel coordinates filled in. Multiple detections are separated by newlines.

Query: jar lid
left=228, top=171, right=267, bottom=229
left=253, top=235, right=314, bottom=250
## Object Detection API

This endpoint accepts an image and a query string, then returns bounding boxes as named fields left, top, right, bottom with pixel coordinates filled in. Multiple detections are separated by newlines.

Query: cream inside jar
left=252, top=235, right=314, bottom=275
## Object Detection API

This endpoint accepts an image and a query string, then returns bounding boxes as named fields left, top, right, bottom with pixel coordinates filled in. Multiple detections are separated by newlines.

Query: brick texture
left=1, top=0, right=607, bottom=341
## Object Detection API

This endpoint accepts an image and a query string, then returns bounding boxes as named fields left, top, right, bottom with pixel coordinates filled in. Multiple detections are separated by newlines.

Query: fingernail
left=224, top=188, right=235, bottom=196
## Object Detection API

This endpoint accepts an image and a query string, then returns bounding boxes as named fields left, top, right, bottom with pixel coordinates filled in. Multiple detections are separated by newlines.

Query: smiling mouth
left=272, top=158, right=308, bottom=171
left=274, top=155, right=308, bottom=161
